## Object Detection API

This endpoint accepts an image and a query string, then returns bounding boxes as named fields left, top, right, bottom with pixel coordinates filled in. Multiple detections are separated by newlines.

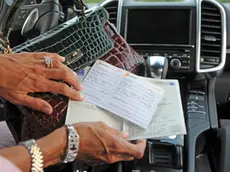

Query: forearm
left=0, top=127, right=67, bottom=171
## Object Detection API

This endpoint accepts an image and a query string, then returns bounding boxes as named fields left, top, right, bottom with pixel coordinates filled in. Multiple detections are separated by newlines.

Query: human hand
left=0, top=52, right=83, bottom=114
left=72, top=122, right=146, bottom=165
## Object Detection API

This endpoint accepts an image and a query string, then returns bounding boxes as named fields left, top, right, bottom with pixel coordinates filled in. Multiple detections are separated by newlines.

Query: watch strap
left=19, top=139, right=44, bottom=172
left=62, top=125, right=80, bottom=163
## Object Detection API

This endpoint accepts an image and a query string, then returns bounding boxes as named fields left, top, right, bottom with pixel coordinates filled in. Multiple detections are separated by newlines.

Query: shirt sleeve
left=0, top=155, right=22, bottom=172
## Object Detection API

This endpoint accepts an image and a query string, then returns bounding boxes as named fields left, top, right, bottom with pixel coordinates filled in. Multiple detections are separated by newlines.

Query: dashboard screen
left=126, top=9, right=191, bottom=45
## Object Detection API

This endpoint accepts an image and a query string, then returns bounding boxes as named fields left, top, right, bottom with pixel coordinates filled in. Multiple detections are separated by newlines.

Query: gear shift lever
left=146, top=56, right=168, bottom=79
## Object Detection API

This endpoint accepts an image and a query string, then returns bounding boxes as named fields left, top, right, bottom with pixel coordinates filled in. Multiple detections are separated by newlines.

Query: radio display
left=125, top=9, right=191, bottom=45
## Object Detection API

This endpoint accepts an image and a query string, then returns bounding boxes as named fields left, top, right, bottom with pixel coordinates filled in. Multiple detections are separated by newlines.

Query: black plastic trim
left=208, top=78, right=219, bottom=129
left=217, top=125, right=230, bottom=172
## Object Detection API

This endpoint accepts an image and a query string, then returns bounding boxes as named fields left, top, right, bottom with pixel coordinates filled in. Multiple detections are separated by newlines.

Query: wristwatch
left=62, top=125, right=80, bottom=163
left=19, top=139, right=44, bottom=172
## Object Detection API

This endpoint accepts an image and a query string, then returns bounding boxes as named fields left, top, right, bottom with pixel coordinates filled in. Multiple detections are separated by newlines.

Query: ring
left=44, top=56, right=52, bottom=68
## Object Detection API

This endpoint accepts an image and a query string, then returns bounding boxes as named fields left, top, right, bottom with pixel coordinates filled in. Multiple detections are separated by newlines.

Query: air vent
left=101, top=0, right=118, bottom=26
left=197, top=0, right=226, bottom=72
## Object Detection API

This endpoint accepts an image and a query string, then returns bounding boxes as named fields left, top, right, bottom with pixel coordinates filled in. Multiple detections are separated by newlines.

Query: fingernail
left=60, top=56, right=65, bottom=61
left=81, top=84, right=84, bottom=90
left=44, top=107, right=52, bottom=114
left=122, top=131, right=129, bottom=138
left=80, top=94, right=84, bottom=100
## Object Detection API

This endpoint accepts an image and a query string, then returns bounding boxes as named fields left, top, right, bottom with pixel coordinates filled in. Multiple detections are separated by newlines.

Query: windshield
left=86, top=0, right=230, bottom=4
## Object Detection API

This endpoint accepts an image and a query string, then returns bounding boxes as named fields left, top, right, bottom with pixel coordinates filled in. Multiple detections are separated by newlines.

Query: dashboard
left=100, top=1, right=228, bottom=172
left=103, top=0, right=227, bottom=78
left=0, top=1, right=229, bottom=172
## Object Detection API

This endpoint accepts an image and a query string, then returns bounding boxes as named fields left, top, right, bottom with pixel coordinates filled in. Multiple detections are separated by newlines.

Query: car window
left=85, top=0, right=230, bottom=4
left=85, top=0, right=104, bottom=4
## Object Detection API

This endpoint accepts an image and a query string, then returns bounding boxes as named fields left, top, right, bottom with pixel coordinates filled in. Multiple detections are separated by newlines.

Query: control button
left=188, top=106, right=198, bottom=110
left=182, top=60, right=189, bottom=64
left=189, top=94, right=199, bottom=100
left=190, top=91, right=198, bottom=94
left=198, top=107, right=205, bottom=112
left=181, top=66, right=190, bottom=69
left=188, top=109, right=198, bottom=113
left=20, top=9, right=27, bottom=14
left=170, top=59, right=181, bottom=69
left=198, top=105, right=205, bottom=108
left=182, top=54, right=188, bottom=57
left=198, top=91, right=205, bottom=95
left=187, top=101, right=198, bottom=105
left=197, top=111, right=206, bottom=115
left=197, top=95, right=205, bottom=101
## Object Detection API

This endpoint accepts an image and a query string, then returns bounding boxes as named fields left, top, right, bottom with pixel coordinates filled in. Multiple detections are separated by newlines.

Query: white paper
left=66, top=66, right=123, bottom=131
left=66, top=78, right=186, bottom=140
left=66, top=101, right=123, bottom=131
left=123, top=79, right=187, bottom=140
left=82, top=60, right=164, bottom=129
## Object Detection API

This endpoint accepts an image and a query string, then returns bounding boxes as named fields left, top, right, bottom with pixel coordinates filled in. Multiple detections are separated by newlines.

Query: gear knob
left=146, top=56, right=168, bottom=79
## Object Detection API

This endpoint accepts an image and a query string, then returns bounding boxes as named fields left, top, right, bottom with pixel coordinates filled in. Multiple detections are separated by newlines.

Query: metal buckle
left=0, top=44, right=12, bottom=54
left=74, top=0, right=87, bottom=17
left=0, top=30, right=12, bottom=54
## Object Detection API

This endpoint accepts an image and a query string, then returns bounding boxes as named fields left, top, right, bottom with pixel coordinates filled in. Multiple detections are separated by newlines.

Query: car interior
left=1, top=0, right=230, bottom=171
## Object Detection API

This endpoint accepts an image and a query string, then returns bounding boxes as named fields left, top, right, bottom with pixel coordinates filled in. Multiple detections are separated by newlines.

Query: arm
left=0, top=122, right=146, bottom=172
left=0, top=127, right=67, bottom=172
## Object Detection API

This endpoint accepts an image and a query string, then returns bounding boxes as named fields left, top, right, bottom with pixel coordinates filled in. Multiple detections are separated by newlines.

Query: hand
left=72, top=122, right=146, bottom=165
left=0, top=52, right=83, bottom=114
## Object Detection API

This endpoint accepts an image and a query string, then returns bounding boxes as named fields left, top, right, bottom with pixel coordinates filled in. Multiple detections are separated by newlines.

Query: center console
left=102, top=0, right=227, bottom=172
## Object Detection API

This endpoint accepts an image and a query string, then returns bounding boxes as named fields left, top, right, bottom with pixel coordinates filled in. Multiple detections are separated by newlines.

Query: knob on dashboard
left=170, top=59, right=181, bottom=69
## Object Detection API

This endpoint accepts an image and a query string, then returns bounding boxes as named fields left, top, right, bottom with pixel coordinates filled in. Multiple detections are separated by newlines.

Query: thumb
left=19, top=95, right=53, bottom=114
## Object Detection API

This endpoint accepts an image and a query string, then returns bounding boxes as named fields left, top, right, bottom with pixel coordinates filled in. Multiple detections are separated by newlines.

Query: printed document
left=123, top=79, right=187, bottom=140
left=66, top=79, right=186, bottom=140
left=81, top=60, right=164, bottom=129
left=66, top=62, right=186, bottom=140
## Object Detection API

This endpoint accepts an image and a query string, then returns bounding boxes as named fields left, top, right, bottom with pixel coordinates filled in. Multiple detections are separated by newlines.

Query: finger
left=33, top=52, right=65, bottom=62
left=18, top=95, right=53, bottom=114
left=134, top=140, right=146, bottom=159
left=45, top=64, right=82, bottom=91
left=36, top=59, right=63, bottom=69
left=42, top=80, right=84, bottom=101
left=117, top=138, right=146, bottom=159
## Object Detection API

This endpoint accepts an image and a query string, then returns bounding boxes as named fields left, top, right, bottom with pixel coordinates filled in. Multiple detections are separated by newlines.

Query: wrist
left=36, top=127, right=68, bottom=168
left=62, top=125, right=80, bottom=163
